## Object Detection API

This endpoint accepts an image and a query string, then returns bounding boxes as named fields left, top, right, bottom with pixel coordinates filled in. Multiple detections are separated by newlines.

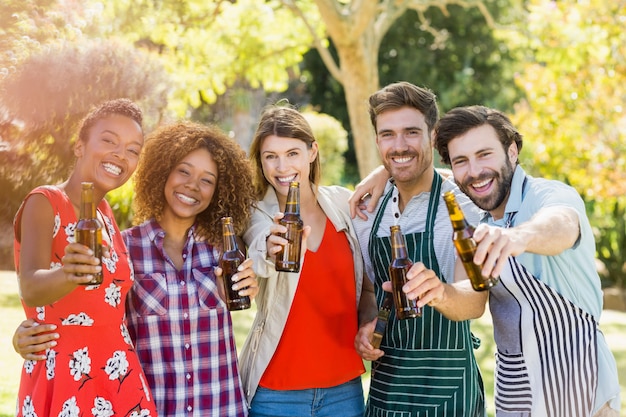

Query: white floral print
left=36, top=306, right=45, bottom=321
left=46, top=349, right=56, bottom=380
left=62, top=312, right=94, bottom=326
left=57, top=396, right=79, bottom=417
left=69, top=347, right=91, bottom=382
left=65, top=222, right=77, bottom=243
left=129, top=410, right=152, bottom=417
left=102, top=248, right=118, bottom=273
left=24, top=360, right=36, bottom=375
left=105, top=350, right=129, bottom=381
left=52, top=213, right=60, bottom=238
left=91, top=397, right=114, bottom=417
left=120, top=323, right=133, bottom=347
left=21, top=395, right=37, bottom=417
left=104, top=283, right=121, bottom=308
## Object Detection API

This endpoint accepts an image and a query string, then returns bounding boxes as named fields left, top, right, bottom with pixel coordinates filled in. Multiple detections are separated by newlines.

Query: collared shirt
left=123, top=219, right=247, bottom=417
left=482, top=165, right=621, bottom=413
left=354, top=176, right=481, bottom=285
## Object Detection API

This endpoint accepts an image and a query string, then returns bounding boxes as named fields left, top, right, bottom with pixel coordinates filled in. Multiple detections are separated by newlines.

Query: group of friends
left=10, top=81, right=620, bottom=417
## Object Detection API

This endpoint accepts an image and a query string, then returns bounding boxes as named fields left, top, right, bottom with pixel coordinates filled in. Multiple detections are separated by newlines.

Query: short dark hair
left=368, top=81, right=439, bottom=134
left=434, top=105, right=523, bottom=165
left=78, top=98, right=143, bottom=143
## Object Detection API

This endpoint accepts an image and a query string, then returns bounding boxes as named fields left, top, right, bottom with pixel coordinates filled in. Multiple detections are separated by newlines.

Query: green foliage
left=302, top=109, right=348, bottom=186
left=512, top=0, right=626, bottom=287
left=100, top=0, right=319, bottom=114
left=106, top=180, right=136, bottom=231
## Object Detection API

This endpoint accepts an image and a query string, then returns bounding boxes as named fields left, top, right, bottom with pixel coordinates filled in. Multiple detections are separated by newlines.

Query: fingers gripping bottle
left=219, top=216, right=251, bottom=310
left=389, top=225, right=421, bottom=319
left=275, top=181, right=304, bottom=273
left=443, top=190, right=499, bottom=291
left=75, top=182, right=103, bottom=285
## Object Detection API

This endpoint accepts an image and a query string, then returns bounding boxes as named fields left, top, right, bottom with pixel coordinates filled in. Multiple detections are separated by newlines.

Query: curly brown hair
left=132, top=120, right=255, bottom=244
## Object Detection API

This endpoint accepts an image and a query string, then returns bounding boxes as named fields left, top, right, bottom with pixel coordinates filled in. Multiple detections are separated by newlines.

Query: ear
left=74, top=140, right=84, bottom=158
left=507, top=142, right=518, bottom=165
left=309, top=141, right=319, bottom=163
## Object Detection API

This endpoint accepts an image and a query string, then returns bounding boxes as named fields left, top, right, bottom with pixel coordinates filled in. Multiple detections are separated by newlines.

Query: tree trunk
left=335, top=36, right=381, bottom=179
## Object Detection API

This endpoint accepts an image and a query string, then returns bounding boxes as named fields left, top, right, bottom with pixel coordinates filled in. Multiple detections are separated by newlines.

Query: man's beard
left=458, top=160, right=515, bottom=212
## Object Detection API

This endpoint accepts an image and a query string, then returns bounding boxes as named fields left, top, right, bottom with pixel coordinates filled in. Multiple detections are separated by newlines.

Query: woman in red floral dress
left=13, top=99, right=157, bottom=417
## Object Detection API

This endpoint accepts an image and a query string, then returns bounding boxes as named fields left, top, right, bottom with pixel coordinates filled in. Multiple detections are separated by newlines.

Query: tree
left=281, top=0, right=500, bottom=178
left=511, top=0, right=626, bottom=286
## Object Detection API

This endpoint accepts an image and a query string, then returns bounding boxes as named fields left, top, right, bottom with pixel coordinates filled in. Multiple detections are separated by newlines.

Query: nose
left=467, top=159, right=483, bottom=178
left=184, top=177, right=200, bottom=191
left=276, top=156, right=288, bottom=172
left=393, top=134, right=410, bottom=152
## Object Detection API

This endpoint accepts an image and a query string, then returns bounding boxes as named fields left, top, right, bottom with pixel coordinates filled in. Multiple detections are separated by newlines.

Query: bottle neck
left=80, top=190, right=97, bottom=220
left=284, top=186, right=300, bottom=215
left=222, top=222, right=238, bottom=252
left=390, top=229, right=409, bottom=260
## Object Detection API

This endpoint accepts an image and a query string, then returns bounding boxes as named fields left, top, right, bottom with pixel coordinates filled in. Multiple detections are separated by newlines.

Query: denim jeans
left=249, top=377, right=365, bottom=417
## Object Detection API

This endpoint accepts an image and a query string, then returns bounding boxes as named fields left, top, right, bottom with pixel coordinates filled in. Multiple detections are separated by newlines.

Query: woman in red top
left=239, top=104, right=377, bottom=417
left=13, top=99, right=157, bottom=417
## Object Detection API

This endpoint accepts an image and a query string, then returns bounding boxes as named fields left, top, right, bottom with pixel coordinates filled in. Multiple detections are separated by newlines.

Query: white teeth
left=392, top=156, right=413, bottom=163
left=176, top=193, right=197, bottom=204
left=103, top=163, right=121, bottom=176
left=278, top=175, right=297, bottom=182
left=473, top=179, right=491, bottom=188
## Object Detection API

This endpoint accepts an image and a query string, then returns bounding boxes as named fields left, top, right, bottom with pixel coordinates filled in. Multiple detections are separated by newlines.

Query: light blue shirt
left=482, top=165, right=620, bottom=413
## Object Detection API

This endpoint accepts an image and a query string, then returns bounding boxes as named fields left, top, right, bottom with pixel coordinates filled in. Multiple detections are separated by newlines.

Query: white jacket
left=239, top=185, right=376, bottom=405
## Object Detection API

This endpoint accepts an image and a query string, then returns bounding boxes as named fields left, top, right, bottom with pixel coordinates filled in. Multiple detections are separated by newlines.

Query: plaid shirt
left=123, top=219, right=247, bottom=417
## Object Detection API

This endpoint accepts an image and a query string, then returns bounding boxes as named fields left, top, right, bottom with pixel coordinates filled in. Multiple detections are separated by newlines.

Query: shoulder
left=526, top=175, right=584, bottom=210
left=317, top=185, right=352, bottom=215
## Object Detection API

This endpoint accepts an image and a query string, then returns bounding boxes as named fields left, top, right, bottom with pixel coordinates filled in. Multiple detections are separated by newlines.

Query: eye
left=178, top=168, right=190, bottom=176
left=201, top=177, right=215, bottom=185
left=128, top=148, right=140, bottom=156
left=264, top=154, right=276, bottom=160
left=288, top=151, right=299, bottom=157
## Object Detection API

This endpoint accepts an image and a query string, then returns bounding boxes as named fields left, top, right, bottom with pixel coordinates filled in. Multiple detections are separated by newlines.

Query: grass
left=1, top=270, right=625, bottom=417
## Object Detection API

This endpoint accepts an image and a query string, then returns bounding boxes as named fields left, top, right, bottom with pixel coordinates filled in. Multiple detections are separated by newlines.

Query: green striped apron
left=366, top=173, right=485, bottom=417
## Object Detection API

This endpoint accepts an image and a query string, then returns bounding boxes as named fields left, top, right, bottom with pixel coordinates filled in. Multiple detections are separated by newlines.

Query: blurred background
left=1, top=0, right=624, bottom=415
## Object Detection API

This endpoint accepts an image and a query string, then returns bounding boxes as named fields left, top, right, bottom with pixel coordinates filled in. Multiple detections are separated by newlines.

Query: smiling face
left=259, top=135, right=318, bottom=198
left=375, top=106, right=434, bottom=193
left=162, top=148, right=218, bottom=223
left=74, top=114, right=144, bottom=193
left=447, top=124, right=518, bottom=220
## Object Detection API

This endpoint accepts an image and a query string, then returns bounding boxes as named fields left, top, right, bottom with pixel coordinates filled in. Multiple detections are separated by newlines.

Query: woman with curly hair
left=122, top=120, right=258, bottom=417
left=15, top=120, right=259, bottom=417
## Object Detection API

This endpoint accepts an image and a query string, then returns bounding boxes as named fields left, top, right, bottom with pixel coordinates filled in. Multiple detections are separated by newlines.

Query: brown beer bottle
left=219, top=217, right=251, bottom=310
left=443, top=190, right=499, bottom=291
left=75, top=182, right=103, bottom=285
left=388, top=225, right=421, bottom=319
left=275, top=181, right=303, bottom=272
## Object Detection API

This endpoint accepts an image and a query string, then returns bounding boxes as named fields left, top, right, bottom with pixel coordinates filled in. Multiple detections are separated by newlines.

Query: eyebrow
left=180, top=161, right=217, bottom=178
left=101, top=129, right=143, bottom=147
left=378, top=126, right=423, bottom=134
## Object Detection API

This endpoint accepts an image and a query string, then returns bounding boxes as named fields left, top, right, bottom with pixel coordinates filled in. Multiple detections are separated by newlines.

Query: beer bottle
left=219, top=217, right=251, bottom=310
left=388, top=225, right=421, bottom=319
left=443, top=190, right=499, bottom=291
left=75, top=182, right=103, bottom=285
left=275, top=181, right=303, bottom=272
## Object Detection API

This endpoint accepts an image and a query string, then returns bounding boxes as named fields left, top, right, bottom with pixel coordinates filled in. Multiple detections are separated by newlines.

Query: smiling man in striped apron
left=352, top=82, right=487, bottom=417
left=433, top=105, right=621, bottom=417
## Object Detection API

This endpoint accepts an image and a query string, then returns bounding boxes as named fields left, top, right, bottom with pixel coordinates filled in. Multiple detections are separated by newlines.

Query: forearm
left=19, top=268, right=76, bottom=307
left=516, top=206, right=579, bottom=256
left=433, top=281, right=487, bottom=321
left=357, top=276, right=378, bottom=325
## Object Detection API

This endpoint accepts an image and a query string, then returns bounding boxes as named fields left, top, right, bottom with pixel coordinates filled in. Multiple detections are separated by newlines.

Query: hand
left=61, top=242, right=103, bottom=285
left=348, top=165, right=390, bottom=220
left=381, top=262, right=444, bottom=308
left=354, top=319, right=385, bottom=361
left=13, top=319, right=59, bottom=361
left=473, top=224, right=526, bottom=279
left=214, top=258, right=259, bottom=301
left=266, top=212, right=311, bottom=260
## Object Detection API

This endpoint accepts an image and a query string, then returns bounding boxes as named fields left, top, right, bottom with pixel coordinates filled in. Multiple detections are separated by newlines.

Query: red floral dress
left=14, top=186, right=157, bottom=417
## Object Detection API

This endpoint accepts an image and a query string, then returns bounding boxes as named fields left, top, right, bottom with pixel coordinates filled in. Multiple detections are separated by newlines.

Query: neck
left=159, top=211, right=195, bottom=241
left=62, top=176, right=106, bottom=209
left=394, top=168, right=434, bottom=213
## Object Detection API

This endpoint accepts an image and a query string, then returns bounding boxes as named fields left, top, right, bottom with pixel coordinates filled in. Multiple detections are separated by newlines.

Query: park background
left=1, top=0, right=625, bottom=416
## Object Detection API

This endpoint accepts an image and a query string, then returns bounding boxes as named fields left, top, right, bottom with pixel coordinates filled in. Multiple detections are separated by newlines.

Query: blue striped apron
left=490, top=250, right=598, bottom=417
left=366, top=173, right=484, bottom=417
